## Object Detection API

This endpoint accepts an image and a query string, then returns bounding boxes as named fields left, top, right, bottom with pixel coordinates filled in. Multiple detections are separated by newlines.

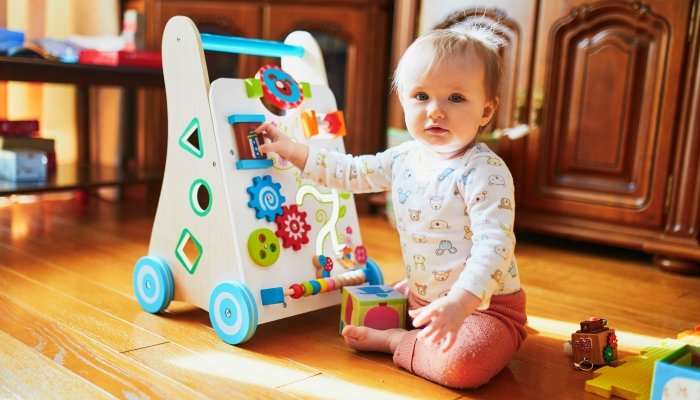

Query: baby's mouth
left=426, top=125, right=447, bottom=134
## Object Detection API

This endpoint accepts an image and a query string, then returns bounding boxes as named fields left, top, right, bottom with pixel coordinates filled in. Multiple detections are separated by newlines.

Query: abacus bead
left=310, top=280, right=321, bottom=295
left=357, top=272, right=366, bottom=284
left=301, top=281, right=314, bottom=297
left=333, top=276, right=343, bottom=289
left=289, top=284, right=303, bottom=299
left=324, top=277, right=335, bottom=291
left=317, top=278, right=328, bottom=293
left=319, top=255, right=327, bottom=267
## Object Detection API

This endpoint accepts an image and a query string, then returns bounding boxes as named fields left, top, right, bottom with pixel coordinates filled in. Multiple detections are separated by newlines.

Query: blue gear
left=246, top=175, right=286, bottom=222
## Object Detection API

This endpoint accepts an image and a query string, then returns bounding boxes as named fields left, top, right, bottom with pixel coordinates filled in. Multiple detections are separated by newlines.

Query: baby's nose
left=426, top=101, right=445, bottom=119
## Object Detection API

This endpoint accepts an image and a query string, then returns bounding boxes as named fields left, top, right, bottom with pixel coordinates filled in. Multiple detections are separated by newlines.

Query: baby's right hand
left=255, top=123, right=308, bottom=169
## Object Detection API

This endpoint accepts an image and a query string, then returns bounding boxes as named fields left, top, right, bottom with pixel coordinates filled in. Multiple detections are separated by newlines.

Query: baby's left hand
left=409, top=288, right=481, bottom=352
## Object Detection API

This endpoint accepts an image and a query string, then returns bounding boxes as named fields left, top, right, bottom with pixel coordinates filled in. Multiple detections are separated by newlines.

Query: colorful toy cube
left=340, top=285, right=406, bottom=334
left=651, top=343, right=700, bottom=400
left=572, top=318, right=618, bottom=366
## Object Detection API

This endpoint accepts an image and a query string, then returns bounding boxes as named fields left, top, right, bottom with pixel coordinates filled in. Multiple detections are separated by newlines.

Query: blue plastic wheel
left=133, top=256, right=174, bottom=313
left=364, top=258, right=384, bottom=286
left=209, top=281, right=258, bottom=345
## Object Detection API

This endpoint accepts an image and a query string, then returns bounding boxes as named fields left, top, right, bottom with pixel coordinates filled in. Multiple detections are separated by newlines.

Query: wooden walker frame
left=133, top=16, right=382, bottom=345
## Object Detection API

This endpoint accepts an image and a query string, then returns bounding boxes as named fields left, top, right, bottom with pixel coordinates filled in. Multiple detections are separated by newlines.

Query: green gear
left=603, top=345, right=614, bottom=362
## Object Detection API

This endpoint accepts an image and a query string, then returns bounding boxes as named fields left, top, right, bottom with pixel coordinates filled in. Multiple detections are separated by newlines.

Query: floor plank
left=0, top=238, right=320, bottom=390
left=0, top=293, right=208, bottom=400
left=123, top=342, right=298, bottom=399
left=0, top=330, right=114, bottom=399
left=0, top=265, right=168, bottom=353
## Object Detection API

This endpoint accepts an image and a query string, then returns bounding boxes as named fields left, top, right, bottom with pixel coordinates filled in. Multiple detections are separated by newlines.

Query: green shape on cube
left=245, top=78, right=263, bottom=99
left=300, top=82, right=312, bottom=99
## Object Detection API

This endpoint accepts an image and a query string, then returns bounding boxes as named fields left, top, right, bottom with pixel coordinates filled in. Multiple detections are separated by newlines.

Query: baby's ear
left=481, top=96, right=499, bottom=125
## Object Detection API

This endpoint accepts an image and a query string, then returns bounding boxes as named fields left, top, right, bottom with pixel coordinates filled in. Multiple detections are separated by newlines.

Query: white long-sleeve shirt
left=302, top=140, right=521, bottom=309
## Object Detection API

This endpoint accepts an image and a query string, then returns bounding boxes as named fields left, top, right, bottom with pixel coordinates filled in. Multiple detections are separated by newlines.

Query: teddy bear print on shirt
left=349, top=165, right=358, bottom=180
left=470, top=191, right=487, bottom=206
left=432, top=269, right=452, bottom=281
left=491, top=269, right=505, bottom=291
left=498, top=197, right=512, bottom=210
left=429, top=196, right=444, bottom=210
left=412, top=233, right=427, bottom=243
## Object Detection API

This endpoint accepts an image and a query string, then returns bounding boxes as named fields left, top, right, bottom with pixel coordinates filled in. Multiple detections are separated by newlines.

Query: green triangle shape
left=175, top=228, right=203, bottom=275
left=179, top=118, right=204, bottom=158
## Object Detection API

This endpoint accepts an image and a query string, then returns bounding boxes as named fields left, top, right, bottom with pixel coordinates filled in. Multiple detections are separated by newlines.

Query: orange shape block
left=302, top=109, right=319, bottom=138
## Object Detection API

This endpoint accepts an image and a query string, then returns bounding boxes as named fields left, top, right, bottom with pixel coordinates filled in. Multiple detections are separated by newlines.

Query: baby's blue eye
left=416, top=93, right=428, bottom=101
left=450, top=95, right=464, bottom=102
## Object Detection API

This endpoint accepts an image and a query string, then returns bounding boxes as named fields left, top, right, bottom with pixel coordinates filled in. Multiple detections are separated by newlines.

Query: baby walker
left=132, top=16, right=383, bottom=345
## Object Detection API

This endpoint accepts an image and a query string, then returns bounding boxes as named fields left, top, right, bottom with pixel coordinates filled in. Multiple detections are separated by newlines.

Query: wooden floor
left=0, top=191, right=699, bottom=399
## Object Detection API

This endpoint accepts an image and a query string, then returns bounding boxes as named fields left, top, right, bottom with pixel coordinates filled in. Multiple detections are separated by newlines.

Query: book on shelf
left=78, top=50, right=161, bottom=68
left=0, top=120, right=39, bottom=136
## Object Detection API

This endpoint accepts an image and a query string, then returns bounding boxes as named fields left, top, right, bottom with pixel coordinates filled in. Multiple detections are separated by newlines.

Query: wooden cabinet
left=126, top=0, right=394, bottom=211
left=390, top=0, right=700, bottom=274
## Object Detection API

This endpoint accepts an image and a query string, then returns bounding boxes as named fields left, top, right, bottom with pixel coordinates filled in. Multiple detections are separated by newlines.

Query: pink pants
left=392, top=280, right=528, bottom=389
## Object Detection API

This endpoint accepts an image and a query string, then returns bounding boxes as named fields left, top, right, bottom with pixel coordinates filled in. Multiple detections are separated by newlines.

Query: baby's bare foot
left=342, top=326, right=407, bottom=354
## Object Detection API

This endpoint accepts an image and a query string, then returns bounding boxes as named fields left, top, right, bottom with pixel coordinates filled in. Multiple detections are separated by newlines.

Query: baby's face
left=401, top=51, right=495, bottom=156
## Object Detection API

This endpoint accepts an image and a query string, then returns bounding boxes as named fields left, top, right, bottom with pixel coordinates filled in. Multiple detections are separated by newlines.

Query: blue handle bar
left=200, top=33, right=305, bottom=58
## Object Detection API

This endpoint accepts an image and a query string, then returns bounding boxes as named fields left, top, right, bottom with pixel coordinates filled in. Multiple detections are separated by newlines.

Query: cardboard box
left=0, top=149, right=48, bottom=182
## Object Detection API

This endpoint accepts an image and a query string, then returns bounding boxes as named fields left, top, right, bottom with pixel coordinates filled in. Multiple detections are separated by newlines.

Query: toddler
left=256, top=20, right=527, bottom=389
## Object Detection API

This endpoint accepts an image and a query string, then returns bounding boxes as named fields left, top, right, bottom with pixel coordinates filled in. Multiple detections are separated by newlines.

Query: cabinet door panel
left=523, top=0, right=691, bottom=228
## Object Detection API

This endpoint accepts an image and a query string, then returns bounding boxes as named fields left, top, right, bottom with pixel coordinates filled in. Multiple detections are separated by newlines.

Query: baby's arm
left=256, top=122, right=395, bottom=193
left=256, top=122, right=309, bottom=169
left=409, top=288, right=481, bottom=352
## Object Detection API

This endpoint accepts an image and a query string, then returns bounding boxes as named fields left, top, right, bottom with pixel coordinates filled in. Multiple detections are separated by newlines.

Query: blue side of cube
left=651, top=345, right=700, bottom=400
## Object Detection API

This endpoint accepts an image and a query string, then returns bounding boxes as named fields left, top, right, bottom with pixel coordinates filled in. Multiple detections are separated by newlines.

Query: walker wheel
left=133, top=256, right=174, bottom=313
left=209, top=281, right=258, bottom=345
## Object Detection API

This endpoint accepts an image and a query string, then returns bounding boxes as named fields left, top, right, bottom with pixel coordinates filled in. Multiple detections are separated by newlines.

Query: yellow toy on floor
left=132, top=16, right=383, bottom=345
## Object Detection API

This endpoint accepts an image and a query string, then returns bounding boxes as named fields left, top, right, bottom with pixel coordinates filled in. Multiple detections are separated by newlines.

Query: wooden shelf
left=0, top=165, right=163, bottom=195
left=0, top=56, right=166, bottom=197
left=0, top=56, right=164, bottom=87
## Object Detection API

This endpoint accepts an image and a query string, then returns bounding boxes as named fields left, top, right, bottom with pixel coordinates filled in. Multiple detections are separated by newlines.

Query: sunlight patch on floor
left=278, top=373, right=419, bottom=400
left=168, top=349, right=309, bottom=387
left=527, top=315, right=668, bottom=353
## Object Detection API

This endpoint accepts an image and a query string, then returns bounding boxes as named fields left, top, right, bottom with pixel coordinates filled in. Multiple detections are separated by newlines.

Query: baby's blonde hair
left=392, top=19, right=505, bottom=103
